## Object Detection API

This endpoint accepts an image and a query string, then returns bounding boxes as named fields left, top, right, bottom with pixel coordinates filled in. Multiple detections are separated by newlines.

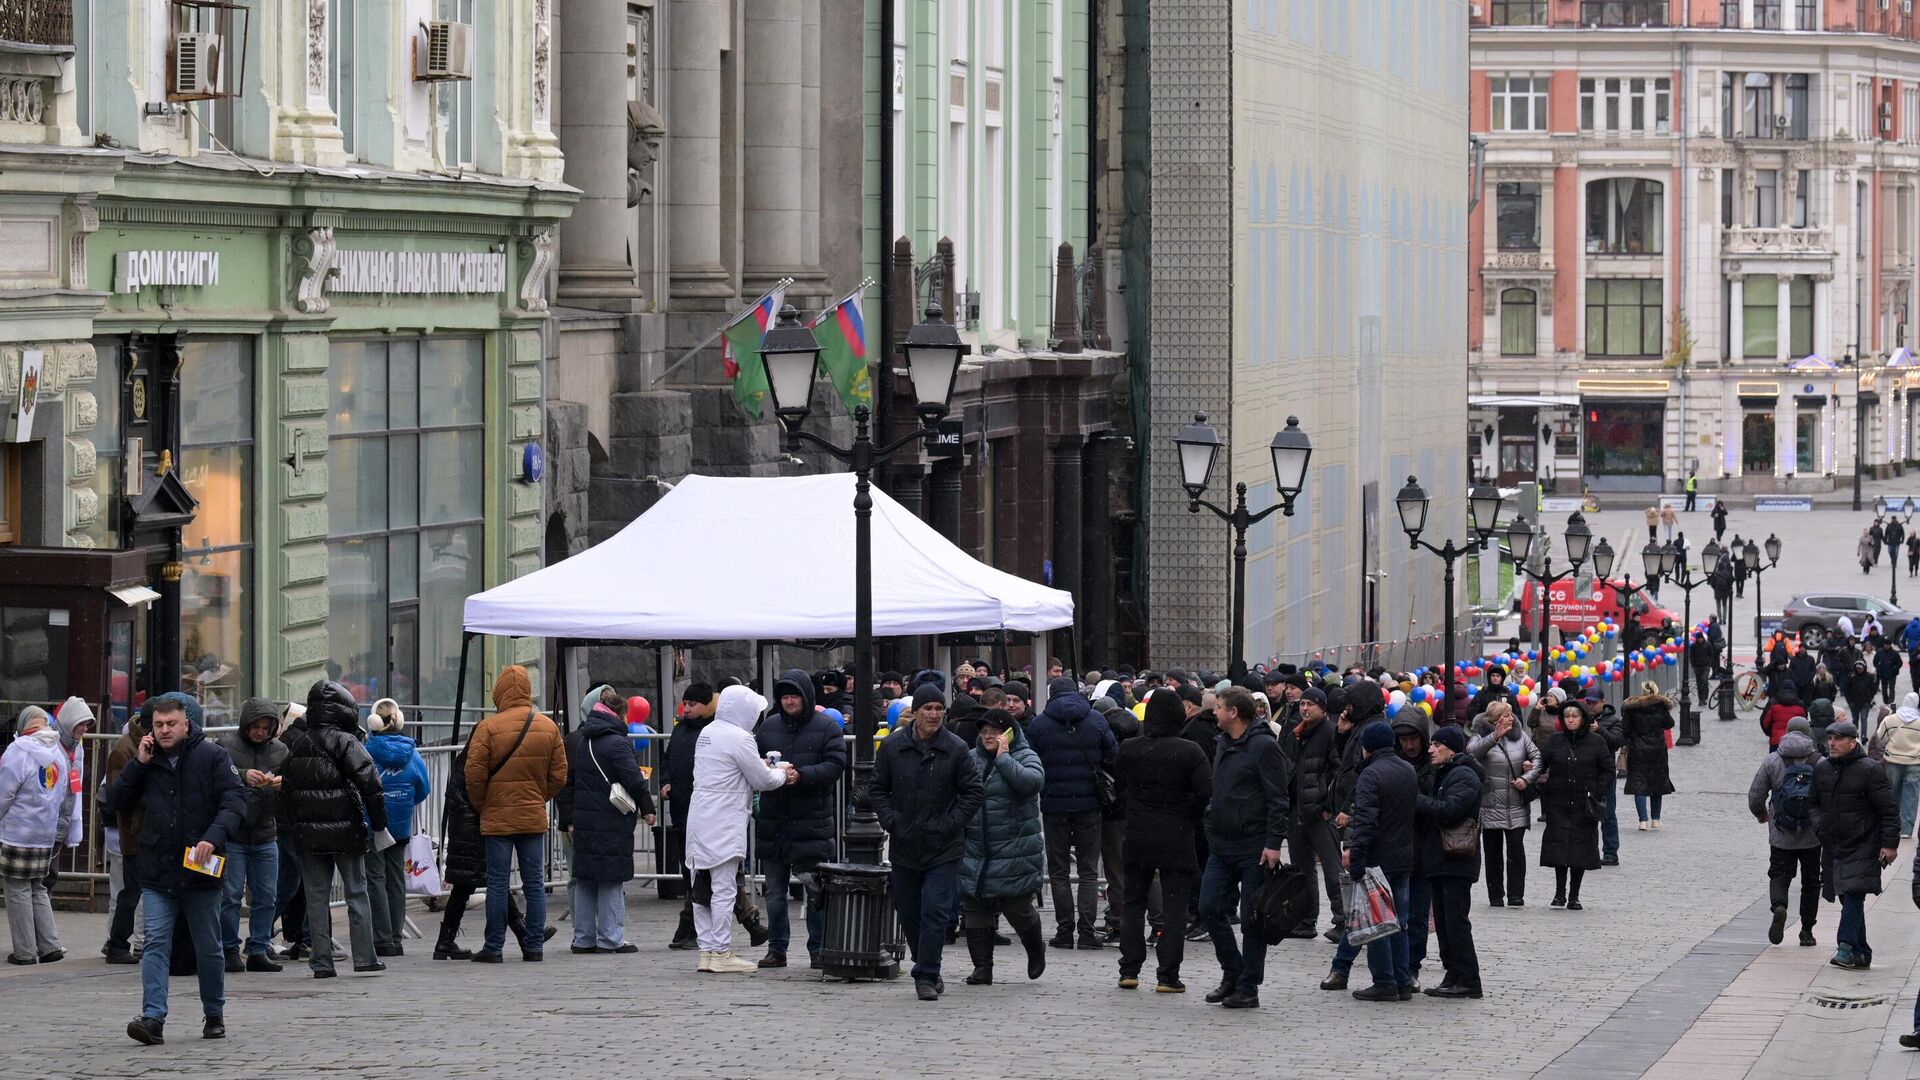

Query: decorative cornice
left=292, top=227, right=337, bottom=315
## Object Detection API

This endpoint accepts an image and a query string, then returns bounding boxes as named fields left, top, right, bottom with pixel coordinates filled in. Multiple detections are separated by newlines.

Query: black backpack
left=1771, top=760, right=1815, bottom=833
left=1245, top=864, right=1318, bottom=945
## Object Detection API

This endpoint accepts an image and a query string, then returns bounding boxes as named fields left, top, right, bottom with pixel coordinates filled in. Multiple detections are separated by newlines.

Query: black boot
left=963, top=927, right=994, bottom=985
left=739, top=907, right=770, bottom=949
left=433, top=921, right=471, bottom=961
left=505, top=905, right=529, bottom=953
left=669, top=907, right=698, bottom=951
left=1014, top=918, right=1047, bottom=980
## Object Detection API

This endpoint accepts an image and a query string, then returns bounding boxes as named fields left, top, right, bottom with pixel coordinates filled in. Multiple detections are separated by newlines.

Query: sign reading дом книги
left=327, top=249, right=507, bottom=295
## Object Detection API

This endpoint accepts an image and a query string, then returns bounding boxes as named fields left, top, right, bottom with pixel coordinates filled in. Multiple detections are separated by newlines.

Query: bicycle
left=1704, top=668, right=1767, bottom=715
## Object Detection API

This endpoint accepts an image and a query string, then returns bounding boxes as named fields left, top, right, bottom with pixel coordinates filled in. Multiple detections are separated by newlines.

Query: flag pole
left=807, top=277, right=877, bottom=326
left=649, top=277, right=795, bottom=387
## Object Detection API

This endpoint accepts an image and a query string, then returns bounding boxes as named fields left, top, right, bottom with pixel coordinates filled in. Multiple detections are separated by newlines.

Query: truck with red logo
left=1518, top=577, right=1678, bottom=638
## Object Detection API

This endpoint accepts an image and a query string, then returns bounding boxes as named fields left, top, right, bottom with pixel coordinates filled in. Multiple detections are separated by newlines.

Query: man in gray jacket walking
left=1748, top=717, right=1821, bottom=948
left=216, top=698, right=291, bottom=973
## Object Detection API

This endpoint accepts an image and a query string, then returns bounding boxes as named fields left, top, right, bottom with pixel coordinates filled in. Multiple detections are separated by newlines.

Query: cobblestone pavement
left=13, top=713, right=1900, bottom=1079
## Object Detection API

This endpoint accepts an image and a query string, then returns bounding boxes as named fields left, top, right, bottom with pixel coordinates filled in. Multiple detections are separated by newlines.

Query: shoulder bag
left=1075, top=729, right=1119, bottom=812
left=1496, top=738, right=1536, bottom=805
left=586, top=734, right=639, bottom=815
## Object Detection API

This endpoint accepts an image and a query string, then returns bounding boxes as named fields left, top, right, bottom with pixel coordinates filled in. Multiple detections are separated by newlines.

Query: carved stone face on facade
left=626, top=100, right=666, bottom=208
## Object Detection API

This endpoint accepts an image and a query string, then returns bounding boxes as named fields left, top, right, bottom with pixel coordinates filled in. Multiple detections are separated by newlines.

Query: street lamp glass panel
left=1564, top=516, right=1593, bottom=567
left=1591, top=537, right=1616, bottom=581
left=1744, top=538, right=1761, bottom=569
left=1731, top=541, right=1747, bottom=569
left=1468, top=481, right=1504, bottom=541
left=1269, top=416, right=1312, bottom=501
left=899, top=303, right=969, bottom=419
left=1764, top=533, right=1782, bottom=565
left=1395, top=476, right=1430, bottom=539
left=1701, top=538, right=1722, bottom=575
left=1639, top=541, right=1662, bottom=581
left=757, top=306, right=823, bottom=421
left=1506, top=516, right=1535, bottom=563
left=1658, top=543, right=1680, bottom=580
left=1173, top=414, right=1223, bottom=497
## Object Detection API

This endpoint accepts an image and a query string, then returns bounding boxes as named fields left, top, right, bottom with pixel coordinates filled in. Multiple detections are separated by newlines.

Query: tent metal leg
left=1031, top=635, right=1049, bottom=710
left=657, top=646, right=676, bottom=735
left=933, top=644, right=954, bottom=699
left=451, top=631, right=475, bottom=746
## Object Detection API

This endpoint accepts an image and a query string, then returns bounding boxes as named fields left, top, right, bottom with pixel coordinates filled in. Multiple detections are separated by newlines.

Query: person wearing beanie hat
left=104, top=691, right=248, bottom=1043
left=281, top=681, right=390, bottom=978
left=1340, top=718, right=1418, bottom=1001
left=1003, top=681, right=1032, bottom=723
left=102, top=699, right=156, bottom=965
left=872, top=676, right=986, bottom=1000
left=214, top=697, right=291, bottom=973
left=0, top=703, right=75, bottom=967
left=1026, top=674, right=1118, bottom=950
left=1621, top=683, right=1676, bottom=832
left=1278, top=685, right=1344, bottom=942
left=1749, top=713, right=1822, bottom=947
left=749, top=669, right=847, bottom=969
left=956, top=708, right=1049, bottom=986
left=1812, top=717, right=1896, bottom=969
left=1114, top=685, right=1212, bottom=992
left=1416, top=722, right=1484, bottom=997
left=364, top=696, right=430, bottom=959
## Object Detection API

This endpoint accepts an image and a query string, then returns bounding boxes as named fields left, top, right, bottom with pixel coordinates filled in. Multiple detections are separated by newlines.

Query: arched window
left=1586, top=178, right=1664, bottom=254
left=1501, top=288, right=1538, bottom=356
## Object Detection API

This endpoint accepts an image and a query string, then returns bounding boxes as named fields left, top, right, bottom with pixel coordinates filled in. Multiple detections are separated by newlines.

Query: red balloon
left=625, top=696, right=651, bottom=726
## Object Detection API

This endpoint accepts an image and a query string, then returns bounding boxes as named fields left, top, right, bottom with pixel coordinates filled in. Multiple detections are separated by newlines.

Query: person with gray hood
left=0, top=705, right=74, bottom=965
left=1750, top=716, right=1823, bottom=948
left=215, top=698, right=290, bottom=973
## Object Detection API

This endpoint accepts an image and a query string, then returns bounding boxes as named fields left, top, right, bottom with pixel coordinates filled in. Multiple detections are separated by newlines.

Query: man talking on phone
left=106, top=692, right=247, bottom=1046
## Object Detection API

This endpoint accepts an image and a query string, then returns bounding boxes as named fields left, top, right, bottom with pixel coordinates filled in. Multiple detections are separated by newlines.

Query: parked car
left=1518, top=577, right=1679, bottom=639
left=1779, top=593, right=1913, bottom=641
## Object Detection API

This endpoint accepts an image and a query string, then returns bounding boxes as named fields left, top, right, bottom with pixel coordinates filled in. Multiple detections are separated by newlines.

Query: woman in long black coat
left=1535, top=701, right=1613, bottom=910
left=1621, top=683, right=1675, bottom=829
left=558, top=689, right=657, bottom=954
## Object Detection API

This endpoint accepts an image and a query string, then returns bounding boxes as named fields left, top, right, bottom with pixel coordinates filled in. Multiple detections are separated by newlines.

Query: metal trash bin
left=817, top=862, right=901, bottom=980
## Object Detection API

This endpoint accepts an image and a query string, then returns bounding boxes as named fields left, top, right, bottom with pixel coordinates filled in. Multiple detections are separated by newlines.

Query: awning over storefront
left=1788, top=354, right=1836, bottom=371
left=109, top=584, right=161, bottom=608
left=1468, top=394, right=1579, bottom=408
left=1889, top=347, right=1916, bottom=368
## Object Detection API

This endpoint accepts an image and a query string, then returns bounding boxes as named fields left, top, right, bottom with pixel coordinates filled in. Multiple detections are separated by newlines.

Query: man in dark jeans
left=1024, top=677, right=1119, bottom=950
left=1279, top=687, right=1345, bottom=940
left=1197, top=688, right=1291, bottom=1010
left=872, top=686, right=985, bottom=1001
left=752, top=670, right=848, bottom=969
left=101, top=703, right=152, bottom=965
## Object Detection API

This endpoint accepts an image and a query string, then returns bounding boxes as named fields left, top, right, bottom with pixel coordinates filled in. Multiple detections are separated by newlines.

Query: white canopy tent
left=463, top=472, right=1074, bottom=640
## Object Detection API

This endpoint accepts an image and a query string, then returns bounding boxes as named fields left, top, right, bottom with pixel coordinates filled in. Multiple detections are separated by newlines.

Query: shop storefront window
left=1583, top=401, right=1665, bottom=476
left=1743, top=411, right=1776, bottom=474
left=328, top=338, right=484, bottom=711
left=178, top=339, right=255, bottom=706
left=1796, top=412, right=1818, bottom=472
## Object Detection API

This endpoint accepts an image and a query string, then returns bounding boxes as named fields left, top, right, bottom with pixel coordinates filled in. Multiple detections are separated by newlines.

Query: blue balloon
left=886, top=700, right=908, bottom=726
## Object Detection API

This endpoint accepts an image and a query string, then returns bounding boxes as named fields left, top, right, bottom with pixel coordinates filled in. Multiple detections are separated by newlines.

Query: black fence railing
left=0, top=0, right=73, bottom=47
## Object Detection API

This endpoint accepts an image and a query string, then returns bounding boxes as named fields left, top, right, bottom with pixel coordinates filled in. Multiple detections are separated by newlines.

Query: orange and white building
left=1470, top=0, right=1920, bottom=494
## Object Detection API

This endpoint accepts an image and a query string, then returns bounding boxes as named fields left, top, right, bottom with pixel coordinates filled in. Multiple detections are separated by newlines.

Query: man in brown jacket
left=463, top=665, right=566, bottom=962
left=101, top=707, right=149, bottom=964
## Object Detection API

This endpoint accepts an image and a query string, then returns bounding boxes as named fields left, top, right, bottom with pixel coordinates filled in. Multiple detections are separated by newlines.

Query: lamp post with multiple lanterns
left=1659, top=538, right=1723, bottom=747
left=1504, top=513, right=1594, bottom=651
left=1395, top=476, right=1504, bottom=713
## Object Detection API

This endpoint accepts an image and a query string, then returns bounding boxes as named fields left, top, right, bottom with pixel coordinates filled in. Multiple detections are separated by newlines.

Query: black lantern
left=759, top=305, right=824, bottom=424
left=1591, top=537, right=1616, bottom=581
left=1395, top=476, right=1430, bottom=541
left=1506, top=515, right=1535, bottom=564
left=1269, top=416, right=1313, bottom=504
left=1173, top=413, right=1224, bottom=500
left=1564, top=514, right=1593, bottom=568
left=1468, top=481, right=1504, bottom=543
left=898, top=303, right=968, bottom=422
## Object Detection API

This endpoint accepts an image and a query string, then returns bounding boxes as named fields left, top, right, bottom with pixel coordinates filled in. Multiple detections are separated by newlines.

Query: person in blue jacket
left=365, top=699, right=429, bottom=958
left=1344, top=719, right=1419, bottom=1004
left=1023, top=676, right=1118, bottom=949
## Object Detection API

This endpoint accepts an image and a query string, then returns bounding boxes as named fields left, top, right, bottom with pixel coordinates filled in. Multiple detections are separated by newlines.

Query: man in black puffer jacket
left=107, top=693, right=247, bottom=1045
left=1415, top=726, right=1485, bottom=999
left=752, top=669, right=848, bottom=969
left=279, top=681, right=387, bottom=978
left=1115, top=689, right=1211, bottom=991
left=1343, top=719, right=1417, bottom=1002
left=1024, top=676, right=1118, bottom=950
left=1814, top=720, right=1897, bottom=969
left=1196, top=687, right=1290, bottom=1010
left=1279, top=687, right=1344, bottom=941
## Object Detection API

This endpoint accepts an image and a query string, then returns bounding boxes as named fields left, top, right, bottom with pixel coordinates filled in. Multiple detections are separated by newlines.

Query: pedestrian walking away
left=281, top=681, right=389, bottom=977
left=1812, top=720, right=1897, bottom=969
left=1644, top=505, right=1660, bottom=544
left=1871, top=694, right=1920, bottom=837
left=104, top=693, right=247, bottom=1045
left=958, top=709, right=1049, bottom=986
left=1749, top=718, right=1822, bottom=948
left=1024, top=675, right=1119, bottom=951
left=1621, top=684, right=1676, bottom=829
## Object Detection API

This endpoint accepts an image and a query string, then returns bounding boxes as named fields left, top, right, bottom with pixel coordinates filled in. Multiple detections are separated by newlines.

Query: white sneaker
left=1651, top=820, right=1664, bottom=830
left=706, top=949, right=759, bottom=974
left=1637, top=821, right=1650, bottom=831
left=697, top=950, right=714, bottom=972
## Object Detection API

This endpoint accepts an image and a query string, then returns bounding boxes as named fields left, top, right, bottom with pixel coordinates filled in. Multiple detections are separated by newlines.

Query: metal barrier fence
left=1260, top=628, right=1485, bottom=677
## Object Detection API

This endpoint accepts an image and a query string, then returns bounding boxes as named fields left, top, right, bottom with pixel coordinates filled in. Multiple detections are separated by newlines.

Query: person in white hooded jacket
left=0, top=705, right=74, bottom=964
left=1870, top=692, right=1920, bottom=837
left=686, top=685, right=795, bottom=973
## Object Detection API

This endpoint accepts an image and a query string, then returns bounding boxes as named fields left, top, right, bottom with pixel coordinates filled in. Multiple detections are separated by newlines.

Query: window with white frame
left=436, top=0, right=476, bottom=167
left=1753, top=169, right=1778, bottom=228
left=979, top=0, right=1004, bottom=334
left=1905, top=86, right=1919, bottom=145
left=1858, top=79, right=1873, bottom=141
left=1793, top=169, right=1810, bottom=228
left=1579, top=76, right=1670, bottom=134
left=1491, top=76, right=1550, bottom=132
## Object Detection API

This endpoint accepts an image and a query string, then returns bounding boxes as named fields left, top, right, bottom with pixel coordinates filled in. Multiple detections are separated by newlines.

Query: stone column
left=557, top=0, right=643, bottom=306
left=1080, top=434, right=1114, bottom=665
left=669, top=0, right=733, bottom=299
left=1776, top=273, right=1792, bottom=363
left=1778, top=395, right=1797, bottom=477
left=1813, top=274, right=1829, bottom=359
left=1729, top=273, right=1745, bottom=359
left=741, top=0, right=826, bottom=298
left=1051, top=436, right=1085, bottom=648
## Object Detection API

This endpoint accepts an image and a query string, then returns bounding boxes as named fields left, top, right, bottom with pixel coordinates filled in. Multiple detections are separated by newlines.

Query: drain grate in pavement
left=1807, top=992, right=1892, bottom=1010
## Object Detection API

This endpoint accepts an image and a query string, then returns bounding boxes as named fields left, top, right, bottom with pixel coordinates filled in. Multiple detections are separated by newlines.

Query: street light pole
left=1172, top=414, right=1313, bottom=680
left=1397, top=476, right=1503, bottom=713
left=1661, top=538, right=1721, bottom=746
left=1506, top=513, right=1592, bottom=651
left=1744, top=534, right=1783, bottom=671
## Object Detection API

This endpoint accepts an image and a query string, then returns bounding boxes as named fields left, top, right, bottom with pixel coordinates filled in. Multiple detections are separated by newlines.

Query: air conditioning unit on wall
left=415, top=20, right=475, bottom=81
left=171, top=32, right=223, bottom=98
